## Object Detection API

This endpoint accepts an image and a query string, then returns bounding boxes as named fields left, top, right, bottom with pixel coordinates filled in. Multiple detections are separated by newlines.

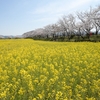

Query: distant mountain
left=15, top=35, right=23, bottom=38
left=0, top=35, right=5, bottom=38
left=0, top=35, right=23, bottom=39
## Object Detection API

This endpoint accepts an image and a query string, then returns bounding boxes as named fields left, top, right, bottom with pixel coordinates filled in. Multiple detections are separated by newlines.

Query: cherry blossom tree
left=91, top=5, right=100, bottom=35
left=77, top=10, right=94, bottom=39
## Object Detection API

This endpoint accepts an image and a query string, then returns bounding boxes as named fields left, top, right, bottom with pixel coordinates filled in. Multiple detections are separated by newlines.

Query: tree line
left=23, top=5, right=100, bottom=42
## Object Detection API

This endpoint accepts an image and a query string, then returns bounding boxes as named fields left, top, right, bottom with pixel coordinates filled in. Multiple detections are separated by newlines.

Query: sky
left=0, top=0, right=100, bottom=36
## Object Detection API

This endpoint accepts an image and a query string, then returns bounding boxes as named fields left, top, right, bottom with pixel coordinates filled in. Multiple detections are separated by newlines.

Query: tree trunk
left=95, top=30, right=98, bottom=35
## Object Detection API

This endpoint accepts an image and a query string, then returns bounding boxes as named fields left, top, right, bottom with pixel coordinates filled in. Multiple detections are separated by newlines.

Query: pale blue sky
left=0, top=0, right=100, bottom=36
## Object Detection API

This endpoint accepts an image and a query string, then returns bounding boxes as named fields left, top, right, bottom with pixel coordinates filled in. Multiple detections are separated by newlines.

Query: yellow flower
left=33, top=98, right=37, bottom=100
left=38, top=94, right=42, bottom=99
left=18, top=87, right=25, bottom=95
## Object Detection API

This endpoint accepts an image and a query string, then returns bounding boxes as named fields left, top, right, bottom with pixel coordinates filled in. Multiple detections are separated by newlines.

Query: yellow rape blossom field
left=0, top=39, right=100, bottom=100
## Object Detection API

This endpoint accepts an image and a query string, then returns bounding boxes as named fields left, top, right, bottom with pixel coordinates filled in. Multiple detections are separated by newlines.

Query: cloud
left=32, top=0, right=93, bottom=15
left=29, top=0, right=96, bottom=27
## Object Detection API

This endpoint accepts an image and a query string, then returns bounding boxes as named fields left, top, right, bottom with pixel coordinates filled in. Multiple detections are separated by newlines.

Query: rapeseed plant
left=0, top=39, right=100, bottom=99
